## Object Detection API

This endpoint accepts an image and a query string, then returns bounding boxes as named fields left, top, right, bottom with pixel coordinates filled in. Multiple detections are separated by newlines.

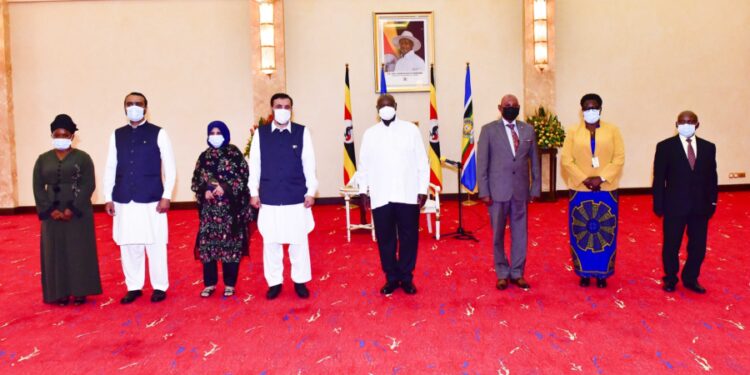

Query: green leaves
left=526, top=106, right=565, bottom=149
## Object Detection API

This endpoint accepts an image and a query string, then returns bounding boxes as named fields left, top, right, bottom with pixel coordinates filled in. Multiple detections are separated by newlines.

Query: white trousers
left=120, top=244, right=169, bottom=291
left=263, top=238, right=311, bottom=287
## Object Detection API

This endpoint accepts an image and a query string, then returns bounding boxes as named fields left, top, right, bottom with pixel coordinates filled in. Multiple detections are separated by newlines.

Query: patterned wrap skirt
left=568, top=190, right=619, bottom=279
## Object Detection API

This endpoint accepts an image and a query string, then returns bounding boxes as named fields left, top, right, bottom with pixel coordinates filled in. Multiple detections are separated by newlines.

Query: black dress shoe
left=120, top=290, right=143, bottom=304
left=496, top=279, right=509, bottom=290
left=57, top=297, right=70, bottom=306
left=151, top=290, right=167, bottom=303
left=294, top=283, right=310, bottom=299
left=73, top=296, right=87, bottom=306
left=511, top=277, right=531, bottom=289
left=151, top=290, right=167, bottom=302
left=380, top=281, right=399, bottom=295
left=663, top=282, right=677, bottom=292
left=683, top=282, right=706, bottom=294
left=596, top=278, right=607, bottom=288
left=266, top=284, right=282, bottom=300
left=579, top=277, right=590, bottom=287
left=401, top=281, right=417, bottom=295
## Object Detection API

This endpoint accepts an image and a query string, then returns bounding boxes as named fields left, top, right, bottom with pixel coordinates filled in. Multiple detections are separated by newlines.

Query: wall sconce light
left=533, top=0, right=548, bottom=71
left=259, top=1, right=275, bottom=75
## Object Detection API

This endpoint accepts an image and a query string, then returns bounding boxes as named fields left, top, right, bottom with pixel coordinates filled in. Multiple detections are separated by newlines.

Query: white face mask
left=378, top=106, right=396, bottom=121
left=126, top=105, right=145, bottom=122
left=583, top=109, right=601, bottom=124
left=208, top=134, right=225, bottom=148
left=53, top=138, right=72, bottom=150
left=273, top=109, right=292, bottom=125
left=677, top=123, right=696, bottom=138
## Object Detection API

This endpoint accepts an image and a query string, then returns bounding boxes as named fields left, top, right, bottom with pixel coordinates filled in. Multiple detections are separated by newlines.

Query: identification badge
left=591, top=156, right=600, bottom=168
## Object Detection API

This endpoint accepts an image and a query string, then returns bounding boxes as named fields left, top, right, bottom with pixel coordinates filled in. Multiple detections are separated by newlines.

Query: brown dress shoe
left=511, top=277, right=531, bottom=289
left=496, top=279, right=509, bottom=290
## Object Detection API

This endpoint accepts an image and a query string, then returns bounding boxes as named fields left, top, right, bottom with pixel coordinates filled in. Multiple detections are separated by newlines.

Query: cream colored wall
left=556, top=0, right=750, bottom=188
left=284, top=0, right=524, bottom=196
left=11, top=0, right=254, bottom=206
left=10, top=0, right=747, bottom=207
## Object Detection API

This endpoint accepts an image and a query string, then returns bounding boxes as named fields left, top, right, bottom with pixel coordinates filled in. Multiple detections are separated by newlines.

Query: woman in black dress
left=191, top=121, right=251, bottom=297
left=33, top=114, right=102, bottom=305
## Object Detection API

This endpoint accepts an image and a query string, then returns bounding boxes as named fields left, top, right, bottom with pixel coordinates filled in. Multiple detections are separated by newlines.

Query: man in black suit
left=652, top=110, right=718, bottom=294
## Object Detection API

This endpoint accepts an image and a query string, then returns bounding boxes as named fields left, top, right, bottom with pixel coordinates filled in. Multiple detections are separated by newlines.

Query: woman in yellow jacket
left=561, top=93, right=625, bottom=288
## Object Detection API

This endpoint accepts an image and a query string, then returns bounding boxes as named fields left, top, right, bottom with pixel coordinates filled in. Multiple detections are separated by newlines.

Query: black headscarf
left=207, top=120, right=230, bottom=148
left=50, top=114, right=78, bottom=134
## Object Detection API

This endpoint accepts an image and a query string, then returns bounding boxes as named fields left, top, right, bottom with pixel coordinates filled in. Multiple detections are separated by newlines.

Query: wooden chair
left=339, top=173, right=376, bottom=242
left=421, top=183, right=441, bottom=239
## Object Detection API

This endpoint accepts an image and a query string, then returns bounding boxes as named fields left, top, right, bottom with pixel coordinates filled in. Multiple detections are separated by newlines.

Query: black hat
left=50, top=114, right=78, bottom=133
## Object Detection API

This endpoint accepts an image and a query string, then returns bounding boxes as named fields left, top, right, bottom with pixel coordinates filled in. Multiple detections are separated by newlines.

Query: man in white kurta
left=104, top=92, right=176, bottom=304
left=249, top=93, right=318, bottom=300
left=358, top=94, right=430, bottom=295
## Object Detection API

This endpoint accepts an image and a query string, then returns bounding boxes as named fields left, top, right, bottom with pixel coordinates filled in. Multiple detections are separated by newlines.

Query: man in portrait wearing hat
left=104, top=92, right=176, bottom=304
left=390, top=30, right=425, bottom=73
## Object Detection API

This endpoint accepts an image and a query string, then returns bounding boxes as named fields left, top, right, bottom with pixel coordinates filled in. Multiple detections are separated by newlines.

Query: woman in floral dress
left=191, top=121, right=251, bottom=297
left=33, top=114, right=102, bottom=305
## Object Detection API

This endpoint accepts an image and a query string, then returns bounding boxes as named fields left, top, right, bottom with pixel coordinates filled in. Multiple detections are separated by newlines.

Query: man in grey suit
left=477, top=94, right=541, bottom=290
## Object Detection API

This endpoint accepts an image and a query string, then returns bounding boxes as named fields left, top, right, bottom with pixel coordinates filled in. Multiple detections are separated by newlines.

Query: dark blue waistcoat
left=112, top=122, right=164, bottom=203
left=258, top=123, right=307, bottom=205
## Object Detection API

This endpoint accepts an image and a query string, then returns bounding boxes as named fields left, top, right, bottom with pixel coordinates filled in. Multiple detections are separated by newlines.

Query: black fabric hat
left=50, top=114, right=78, bottom=133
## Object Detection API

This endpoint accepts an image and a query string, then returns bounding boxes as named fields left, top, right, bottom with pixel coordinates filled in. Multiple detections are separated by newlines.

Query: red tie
left=687, top=138, right=696, bottom=170
left=507, top=123, right=520, bottom=152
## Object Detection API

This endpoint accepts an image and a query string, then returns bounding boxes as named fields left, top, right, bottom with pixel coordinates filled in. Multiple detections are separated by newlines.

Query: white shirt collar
left=129, top=119, right=147, bottom=128
left=502, top=118, right=517, bottom=127
left=272, top=121, right=292, bottom=133
left=679, top=134, right=695, bottom=142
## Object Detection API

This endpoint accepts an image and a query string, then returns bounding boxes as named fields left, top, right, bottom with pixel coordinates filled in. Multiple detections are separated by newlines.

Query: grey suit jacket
left=477, top=119, right=541, bottom=202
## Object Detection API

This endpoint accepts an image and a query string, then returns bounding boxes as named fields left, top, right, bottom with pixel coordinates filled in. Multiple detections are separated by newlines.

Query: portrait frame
left=373, top=11, right=434, bottom=92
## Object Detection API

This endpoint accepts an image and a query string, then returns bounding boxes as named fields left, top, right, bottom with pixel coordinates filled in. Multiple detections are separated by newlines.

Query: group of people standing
left=32, top=90, right=718, bottom=307
left=477, top=92, right=717, bottom=295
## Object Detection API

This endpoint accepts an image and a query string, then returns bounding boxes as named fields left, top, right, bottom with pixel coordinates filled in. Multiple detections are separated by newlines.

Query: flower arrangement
left=244, top=114, right=273, bottom=157
left=526, top=106, right=565, bottom=149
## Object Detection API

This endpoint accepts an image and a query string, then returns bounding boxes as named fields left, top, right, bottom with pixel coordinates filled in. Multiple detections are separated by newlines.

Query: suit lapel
left=516, top=122, right=531, bottom=155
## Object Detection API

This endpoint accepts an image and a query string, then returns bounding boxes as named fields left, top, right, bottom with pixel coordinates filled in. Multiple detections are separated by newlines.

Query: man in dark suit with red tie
left=652, top=110, right=718, bottom=294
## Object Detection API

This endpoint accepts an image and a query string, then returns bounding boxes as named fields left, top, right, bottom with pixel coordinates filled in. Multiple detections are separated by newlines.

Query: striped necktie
left=507, top=123, right=520, bottom=152
left=686, top=138, right=696, bottom=170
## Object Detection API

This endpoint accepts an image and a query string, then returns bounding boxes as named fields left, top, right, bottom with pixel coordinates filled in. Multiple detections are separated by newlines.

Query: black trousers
left=372, top=202, right=420, bottom=283
left=203, top=261, right=240, bottom=287
left=662, top=214, right=709, bottom=285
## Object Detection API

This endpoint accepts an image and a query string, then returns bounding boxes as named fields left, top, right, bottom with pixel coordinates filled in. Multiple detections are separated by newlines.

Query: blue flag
left=460, top=64, right=477, bottom=192
left=380, top=64, right=388, bottom=94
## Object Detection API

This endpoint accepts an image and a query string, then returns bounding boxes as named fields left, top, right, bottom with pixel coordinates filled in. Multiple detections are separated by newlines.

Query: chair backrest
left=346, top=171, right=359, bottom=189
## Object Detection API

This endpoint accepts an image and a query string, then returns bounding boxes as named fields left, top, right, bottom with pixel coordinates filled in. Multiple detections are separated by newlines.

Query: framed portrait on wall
left=373, top=11, right=434, bottom=92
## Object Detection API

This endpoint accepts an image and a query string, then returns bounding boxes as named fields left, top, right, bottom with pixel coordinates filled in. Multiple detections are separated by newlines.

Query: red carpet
left=1, top=193, right=749, bottom=374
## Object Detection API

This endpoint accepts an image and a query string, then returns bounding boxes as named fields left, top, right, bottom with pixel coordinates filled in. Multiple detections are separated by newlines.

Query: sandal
left=224, top=286, right=235, bottom=297
left=200, top=286, right=216, bottom=298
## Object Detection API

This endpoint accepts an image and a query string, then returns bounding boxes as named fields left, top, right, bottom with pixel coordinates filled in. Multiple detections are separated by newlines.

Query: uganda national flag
left=343, top=65, right=356, bottom=186
left=428, top=65, right=442, bottom=190
left=460, top=63, right=477, bottom=192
